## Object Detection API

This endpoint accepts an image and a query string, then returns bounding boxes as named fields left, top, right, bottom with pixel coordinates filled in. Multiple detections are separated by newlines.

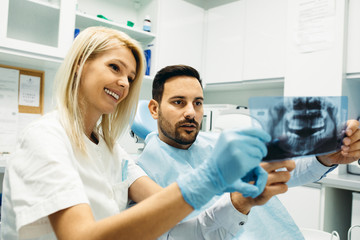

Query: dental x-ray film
left=249, top=96, right=348, bottom=161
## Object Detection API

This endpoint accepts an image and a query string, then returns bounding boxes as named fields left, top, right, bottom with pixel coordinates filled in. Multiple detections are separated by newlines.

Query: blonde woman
left=1, top=27, right=271, bottom=240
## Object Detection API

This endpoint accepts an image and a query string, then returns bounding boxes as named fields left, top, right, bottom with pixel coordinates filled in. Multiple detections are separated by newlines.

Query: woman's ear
left=148, top=99, right=159, bottom=120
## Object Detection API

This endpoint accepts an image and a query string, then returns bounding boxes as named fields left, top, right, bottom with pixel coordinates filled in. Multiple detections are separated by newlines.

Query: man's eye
left=195, top=101, right=203, bottom=106
left=174, top=100, right=182, bottom=105
left=109, top=64, right=120, bottom=72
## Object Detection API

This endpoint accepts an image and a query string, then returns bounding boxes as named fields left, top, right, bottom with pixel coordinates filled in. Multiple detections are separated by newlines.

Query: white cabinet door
left=155, top=0, right=204, bottom=73
left=278, top=185, right=322, bottom=230
left=347, top=0, right=360, bottom=74
left=351, top=192, right=360, bottom=239
left=0, top=0, right=76, bottom=60
left=242, top=0, right=286, bottom=81
left=203, top=1, right=245, bottom=85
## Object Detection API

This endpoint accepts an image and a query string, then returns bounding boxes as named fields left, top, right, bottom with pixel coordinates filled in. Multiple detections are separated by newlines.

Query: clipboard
left=0, top=64, right=44, bottom=114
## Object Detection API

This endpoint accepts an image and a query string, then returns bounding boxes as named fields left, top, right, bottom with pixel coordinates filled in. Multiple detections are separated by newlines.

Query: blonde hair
left=55, top=26, right=145, bottom=153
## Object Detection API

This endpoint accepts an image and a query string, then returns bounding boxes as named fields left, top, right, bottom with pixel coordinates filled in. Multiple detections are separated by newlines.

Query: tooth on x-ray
left=249, top=96, right=348, bottom=161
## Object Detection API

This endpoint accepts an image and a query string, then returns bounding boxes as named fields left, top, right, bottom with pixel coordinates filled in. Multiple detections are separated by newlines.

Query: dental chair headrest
left=131, top=100, right=157, bottom=140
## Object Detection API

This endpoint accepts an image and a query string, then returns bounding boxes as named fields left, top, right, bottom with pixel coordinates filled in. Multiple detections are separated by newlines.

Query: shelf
left=346, top=72, right=360, bottom=80
left=320, top=172, right=360, bottom=192
left=26, top=0, right=60, bottom=10
left=76, top=12, right=156, bottom=45
left=204, top=78, right=284, bottom=91
left=0, top=47, right=62, bottom=70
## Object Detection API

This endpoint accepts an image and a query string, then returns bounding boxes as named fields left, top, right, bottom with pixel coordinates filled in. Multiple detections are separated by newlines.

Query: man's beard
left=158, top=111, right=200, bottom=146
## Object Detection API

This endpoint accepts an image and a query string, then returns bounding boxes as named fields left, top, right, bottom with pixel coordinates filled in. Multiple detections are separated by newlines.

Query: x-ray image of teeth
left=249, top=96, right=348, bottom=161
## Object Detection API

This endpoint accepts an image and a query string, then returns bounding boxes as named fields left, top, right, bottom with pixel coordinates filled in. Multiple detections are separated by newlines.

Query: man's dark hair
left=152, top=65, right=202, bottom=103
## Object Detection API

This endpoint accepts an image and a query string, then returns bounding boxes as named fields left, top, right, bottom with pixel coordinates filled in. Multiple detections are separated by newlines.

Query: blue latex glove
left=226, top=165, right=268, bottom=197
left=177, top=128, right=271, bottom=209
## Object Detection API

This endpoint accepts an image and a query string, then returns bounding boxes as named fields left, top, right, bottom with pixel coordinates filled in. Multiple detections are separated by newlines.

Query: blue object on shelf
left=74, top=28, right=80, bottom=39
left=144, top=49, right=151, bottom=76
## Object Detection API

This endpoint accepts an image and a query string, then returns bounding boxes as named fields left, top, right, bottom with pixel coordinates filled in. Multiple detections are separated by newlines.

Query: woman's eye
left=128, top=77, right=135, bottom=84
left=109, top=64, right=120, bottom=72
left=174, top=100, right=182, bottom=105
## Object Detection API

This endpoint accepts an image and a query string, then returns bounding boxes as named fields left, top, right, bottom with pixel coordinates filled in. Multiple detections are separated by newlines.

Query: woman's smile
left=104, top=87, right=121, bottom=101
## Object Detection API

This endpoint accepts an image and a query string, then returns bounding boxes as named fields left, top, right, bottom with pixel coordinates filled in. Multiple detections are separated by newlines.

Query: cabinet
left=278, top=176, right=360, bottom=240
left=204, top=1, right=245, bottom=85
left=0, top=0, right=76, bottom=61
left=278, top=184, right=322, bottom=230
left=0, top=0, right=158, bottom=107
left=317, top=174, right=360, bottom=240
left=242, top=0, right=286, bottom=81
left=203, top=0, right=360, bottom=86
left=351, top=192, right=360, bottom=239
left=154, top=0, right=204, bottom=73
left=203, top=0, right=286, bottom=85
left=0, top=0, right=156, bottom=66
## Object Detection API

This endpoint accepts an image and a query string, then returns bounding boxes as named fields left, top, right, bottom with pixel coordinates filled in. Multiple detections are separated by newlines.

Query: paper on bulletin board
left=19, top=74, right=41, bottom=107
left=0, top=67, right=19, bottom=153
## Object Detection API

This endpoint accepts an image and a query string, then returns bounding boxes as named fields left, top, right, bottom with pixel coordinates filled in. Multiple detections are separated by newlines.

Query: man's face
left=155, top=76, right=204, bottom=149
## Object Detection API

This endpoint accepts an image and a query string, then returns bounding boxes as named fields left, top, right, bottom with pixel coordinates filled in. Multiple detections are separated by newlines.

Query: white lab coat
left=1, top=111, right=145, bottom=240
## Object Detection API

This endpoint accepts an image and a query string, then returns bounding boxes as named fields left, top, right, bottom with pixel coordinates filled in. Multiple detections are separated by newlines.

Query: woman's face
left=79, top=46, right=137, bottom=120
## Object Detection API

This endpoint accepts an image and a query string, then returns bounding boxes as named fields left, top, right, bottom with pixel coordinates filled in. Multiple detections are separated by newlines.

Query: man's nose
left=184, top=104, right=196, bottom=119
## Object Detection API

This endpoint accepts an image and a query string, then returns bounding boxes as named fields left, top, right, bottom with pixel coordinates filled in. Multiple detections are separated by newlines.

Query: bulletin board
left=0, top=64, right=44, bottom=114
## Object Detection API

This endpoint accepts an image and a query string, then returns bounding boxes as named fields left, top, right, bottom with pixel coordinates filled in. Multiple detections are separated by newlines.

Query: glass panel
left=7, top=0, right=60, bottom=47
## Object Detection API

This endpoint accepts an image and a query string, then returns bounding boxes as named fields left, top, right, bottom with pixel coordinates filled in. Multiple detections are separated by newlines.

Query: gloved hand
left=177, top=128, right=271, bottom=209
left=226, top=165, right=268, bottom=197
